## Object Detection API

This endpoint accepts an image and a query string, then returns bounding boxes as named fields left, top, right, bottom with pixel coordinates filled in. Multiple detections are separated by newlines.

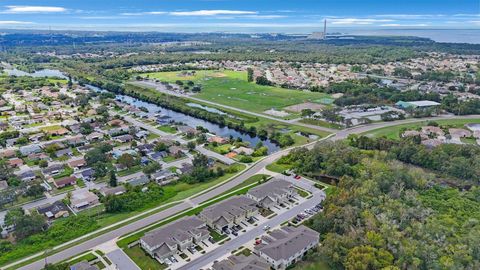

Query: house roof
left=254, top=225, right=319, bottom=262
left=69, top=158, right=86, bottom=168
left=37, top=201, right=69, bottom=217
left=71, top=190, right=99, bottom=208
left=100, top=186, right=126, bottom=196
left=141, top=216, right=208, bottom=257
left=200, top=196, right=257, bottom=223
left=247, top=179, right=294, bottom=201
left=55, top=176, right=77, bottom=186
left=212, top=254, right=269, bottom=270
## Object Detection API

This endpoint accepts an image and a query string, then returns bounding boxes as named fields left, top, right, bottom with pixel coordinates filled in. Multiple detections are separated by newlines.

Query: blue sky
left=0, top=0, right=479, bottom=32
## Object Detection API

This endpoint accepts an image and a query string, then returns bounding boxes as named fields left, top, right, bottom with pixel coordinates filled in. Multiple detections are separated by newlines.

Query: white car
left=263, top=225, right=271, bottom=231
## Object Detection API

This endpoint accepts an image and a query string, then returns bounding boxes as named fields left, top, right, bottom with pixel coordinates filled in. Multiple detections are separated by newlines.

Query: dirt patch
left=284, top=102, right=325, bottom=113
left=211, top=72, right=227, bottom=78
left=264, top=109, right=290, bottom=117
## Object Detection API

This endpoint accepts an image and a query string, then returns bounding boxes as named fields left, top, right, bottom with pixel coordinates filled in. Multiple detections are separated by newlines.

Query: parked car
left=294, top=175, right=301, bottom=179
left=232, top=231, right=238, bottom=236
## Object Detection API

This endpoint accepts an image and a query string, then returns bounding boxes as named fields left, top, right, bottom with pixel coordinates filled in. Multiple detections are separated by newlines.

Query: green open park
left=138, top=70, right=332, bottom=113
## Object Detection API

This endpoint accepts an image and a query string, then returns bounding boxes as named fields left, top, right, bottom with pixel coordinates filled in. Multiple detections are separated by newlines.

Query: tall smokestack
left=323, top=19, right=327, bottom=40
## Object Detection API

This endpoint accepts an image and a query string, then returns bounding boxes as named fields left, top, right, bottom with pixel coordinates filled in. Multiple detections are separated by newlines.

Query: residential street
left=10, top=115, right=480, bottom=270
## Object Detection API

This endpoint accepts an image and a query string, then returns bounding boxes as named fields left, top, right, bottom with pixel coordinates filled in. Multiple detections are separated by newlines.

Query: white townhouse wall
left=254, top=225, right=320, bottom=270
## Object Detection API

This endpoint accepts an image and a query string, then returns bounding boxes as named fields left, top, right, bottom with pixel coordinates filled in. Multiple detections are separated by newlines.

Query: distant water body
left=343, top=29, right=480, bottom=44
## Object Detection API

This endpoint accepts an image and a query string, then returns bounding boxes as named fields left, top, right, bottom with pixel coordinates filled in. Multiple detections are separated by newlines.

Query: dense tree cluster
left=348, top=135, right=480, bottom=183
left=103, top=184, right=165, bottom=213
left=280, top=142, right=480, bottom=270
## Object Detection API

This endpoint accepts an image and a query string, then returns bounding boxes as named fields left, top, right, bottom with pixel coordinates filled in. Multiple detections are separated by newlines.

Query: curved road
left=8, top=115, right=480, bottom=270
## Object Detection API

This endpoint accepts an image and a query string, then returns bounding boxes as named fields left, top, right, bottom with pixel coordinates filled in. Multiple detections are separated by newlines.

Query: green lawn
left=117, top=165, right=142, bottom=177
left=295, top=187, right=310, bottom=198
left=162, top=155, right=182, bottom=163
left=363, top=118, right=480, bottom=139
left=266, top=162, right=292, bottom=173
left=157, top=125, right=177, bottom=134
left=124, top=246, right=165, bottom=270
left=300, top=118, right=343, bottom=130
left=206, top=143, right=234, bottom=155
left=208, top=228, right=228, bottom=242
left=138, top=70, right=332, bottom=113
left=461, top=137, right=478, bottom=144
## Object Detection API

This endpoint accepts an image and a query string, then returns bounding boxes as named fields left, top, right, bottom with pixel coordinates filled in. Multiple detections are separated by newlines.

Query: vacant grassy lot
left=139, top=70, right=332, bottom=113
left=363, top=118, right=480, bottom=139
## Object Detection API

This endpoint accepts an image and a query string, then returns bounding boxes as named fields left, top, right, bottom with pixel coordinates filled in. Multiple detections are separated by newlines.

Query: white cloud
left=374, top=14, right=444, bottom=19
left=381, top=23, right=429, bottom=27
left=242, top=15, right=287, bottom=19
left=330, top=18, right=394, bottom=25
left=1, top=5, right=66, bottom=14
left=0, top=20, right=34, bottom=25
left=169, top=10, right=257, bottom=16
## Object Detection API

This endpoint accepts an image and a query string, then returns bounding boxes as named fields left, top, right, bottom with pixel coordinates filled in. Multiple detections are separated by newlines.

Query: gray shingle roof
left=141, top=216, right=208, bottom=257
left=254, top=225, right=319, bottom=262
left=200, top=196, right=257, bottom=223
left=247, top=179, right=294, bottom=201
left=212, top=254, right=269, bottom=270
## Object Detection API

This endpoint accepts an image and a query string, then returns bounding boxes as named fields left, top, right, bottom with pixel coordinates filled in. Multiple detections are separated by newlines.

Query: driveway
left=107, top=249, right=140, bottom=270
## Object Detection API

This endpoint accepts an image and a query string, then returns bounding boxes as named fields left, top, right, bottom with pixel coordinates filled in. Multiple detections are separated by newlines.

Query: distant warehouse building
left=395, top=100, right=441, bottom=110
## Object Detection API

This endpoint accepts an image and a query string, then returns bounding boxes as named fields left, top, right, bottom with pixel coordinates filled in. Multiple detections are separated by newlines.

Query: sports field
left=139, top=70, right=332, bottom=113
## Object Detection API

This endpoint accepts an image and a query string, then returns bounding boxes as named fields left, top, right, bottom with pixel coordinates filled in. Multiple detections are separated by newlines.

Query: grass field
left=124, top=246, right=165, bottom=270
left=139, top=70, right=332, bottom=113
left=363, top=118, right=480, bottom=139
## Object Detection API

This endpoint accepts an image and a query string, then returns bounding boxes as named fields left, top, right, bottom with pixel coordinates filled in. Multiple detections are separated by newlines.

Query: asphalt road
left=10, top=114, right=480, bottom=270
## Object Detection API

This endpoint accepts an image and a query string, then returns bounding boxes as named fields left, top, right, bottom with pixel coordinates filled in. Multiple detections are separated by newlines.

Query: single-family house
left=99, top=186, right=126, bottom=196
left=113, top=134, right=134, bottom=143
left=8, top=158, right=23, bottom=168
left=54, top=176, right=77, bottom=188
left=70, top=190, right=99, bottom=211
left=152, top=170, right=177, bottom=185
left=55, top=148, right=73, bottom=157
left=37, top=201, right=69, bottom=220
left=127, top=174, right=150, bottom=187
left=68, top=158, right=87, bottom=171
left=19, top=144, right=42, bottom=156
left=42, top=164, right=64, bottom=177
